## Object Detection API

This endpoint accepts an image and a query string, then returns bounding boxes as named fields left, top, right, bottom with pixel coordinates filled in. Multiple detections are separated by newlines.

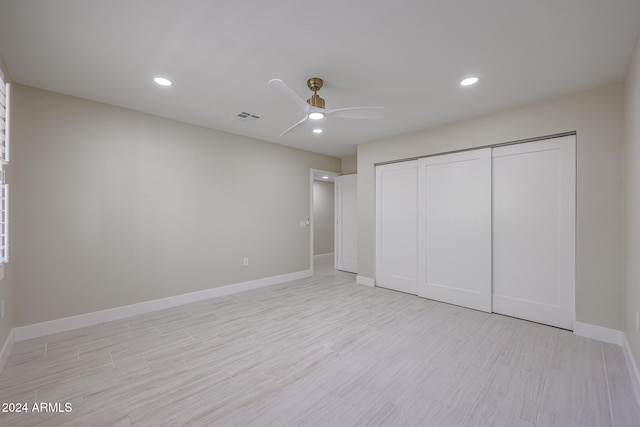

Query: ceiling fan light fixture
left=153, top=76, right=173, bottom=86
left=308, top=112, right=325, bottom=120
left=460, top=76, right=479, bottom=86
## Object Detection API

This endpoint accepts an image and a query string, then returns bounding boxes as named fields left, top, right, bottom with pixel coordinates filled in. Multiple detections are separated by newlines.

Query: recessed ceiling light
left=313, top=129, right=323, bottom=134
left=308, top=112, right=324, bottom=120
left=460, top=76, right=479, bottom=86
left=153, top=77, right=173, bottom=87
left=322, top=176, right=329, bottom=179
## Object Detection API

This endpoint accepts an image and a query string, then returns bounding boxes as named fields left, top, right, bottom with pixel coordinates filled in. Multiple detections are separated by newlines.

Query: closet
left=375, top=135, right=576, bottom=329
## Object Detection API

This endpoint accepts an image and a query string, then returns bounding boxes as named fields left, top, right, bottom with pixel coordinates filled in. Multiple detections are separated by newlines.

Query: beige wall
left=358, top=83, right=625, bottom=330
left=341, top=155, right=357, bottom=174
left=313, top=180, right=334, bottom=255
left=624, top=35, right=640, bottom=370
left=11, top=85, right=341, bottom=327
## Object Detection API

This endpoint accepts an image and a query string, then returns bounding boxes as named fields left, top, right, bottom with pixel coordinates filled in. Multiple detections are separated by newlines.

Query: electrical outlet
left=243, top=257, right=249, bottom=267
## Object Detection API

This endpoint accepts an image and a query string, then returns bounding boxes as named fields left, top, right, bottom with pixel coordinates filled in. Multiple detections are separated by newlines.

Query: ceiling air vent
left=235, top=111, right=262, bottom=123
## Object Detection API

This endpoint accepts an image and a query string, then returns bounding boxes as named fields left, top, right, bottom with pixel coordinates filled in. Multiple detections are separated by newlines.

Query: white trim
left=0, top=328, right=14, bottom=373
left=310, top=168, right=340, bottom=274
left=573, top=321, right=625, bottom=345
left=566, top=322, right=640, bottom=407
left=622, top=334, right=640, bottom=408
left=356, top=275, right=375, bottom=287
left=3, top=183, right=8, bottom=263
left=14, top=269, right=312, bottom=342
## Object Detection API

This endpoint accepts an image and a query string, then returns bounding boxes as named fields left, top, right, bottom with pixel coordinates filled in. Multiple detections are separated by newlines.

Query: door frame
left=310, top=169, right=340, bottom=273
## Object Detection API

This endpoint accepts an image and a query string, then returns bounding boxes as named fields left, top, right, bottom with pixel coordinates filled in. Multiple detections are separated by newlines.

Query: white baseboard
left=14, top=269, right=312, bottom=342
left=573, top=321, right=640, bottom=407
left=573, top=321, right=625, bottom=345
left=356, top=275, right=375, bottom=287
left=0, top=329, right=14, bottom=373
left=622, top=334, right=640, bottom=408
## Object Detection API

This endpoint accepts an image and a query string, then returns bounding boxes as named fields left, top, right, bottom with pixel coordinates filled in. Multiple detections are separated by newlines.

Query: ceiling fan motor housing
left=307, top=94, right=325, bottom=108
left=307, top=77, right=325, bottom=108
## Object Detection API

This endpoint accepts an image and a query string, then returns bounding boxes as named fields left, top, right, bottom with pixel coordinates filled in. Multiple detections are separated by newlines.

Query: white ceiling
left=0, top=0, right=639, bottom=158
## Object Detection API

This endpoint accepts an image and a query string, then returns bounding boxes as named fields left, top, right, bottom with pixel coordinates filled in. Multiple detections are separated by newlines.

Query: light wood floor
left=1, top=254, right=639, bottom=426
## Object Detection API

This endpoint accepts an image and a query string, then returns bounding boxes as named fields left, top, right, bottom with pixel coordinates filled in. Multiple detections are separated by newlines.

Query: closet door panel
left=375, top=161, right=418, bottom=294
left=492, top=135, right=575, bottom=329
left=418, top=149, right=492, bottom=312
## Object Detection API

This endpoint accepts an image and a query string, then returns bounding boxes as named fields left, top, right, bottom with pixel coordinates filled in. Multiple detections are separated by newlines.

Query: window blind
left=0, top=68, right=7, bottom=164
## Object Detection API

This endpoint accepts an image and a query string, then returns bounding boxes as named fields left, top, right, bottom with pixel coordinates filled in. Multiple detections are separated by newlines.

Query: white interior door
left=335, top=174, right=358, bottom=273
left=375, top=161, right=418, bottom=294
left=417, top=149, right=492, bottom=312
left=492, top=135, right=576, bottom=329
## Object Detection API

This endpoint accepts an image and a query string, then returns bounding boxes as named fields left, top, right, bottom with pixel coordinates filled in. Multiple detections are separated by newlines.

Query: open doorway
left=310, top=169, right=339, bottom=272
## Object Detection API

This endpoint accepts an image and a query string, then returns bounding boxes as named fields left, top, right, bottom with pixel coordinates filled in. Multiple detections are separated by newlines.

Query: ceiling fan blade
left=280, top=116, right=308, bottom=136
left=269, top=78, right=310, bottom=113
left=325, top=106, right=384, bottom=119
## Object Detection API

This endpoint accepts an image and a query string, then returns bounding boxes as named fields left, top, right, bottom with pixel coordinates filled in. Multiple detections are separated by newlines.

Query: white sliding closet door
left=375, top=161, right=418, bottom=294
left=417, top=149, right=492, bottom=312
left=335, top=174, right=358, bottom=273
left=492, top=136, right=575, bottom=329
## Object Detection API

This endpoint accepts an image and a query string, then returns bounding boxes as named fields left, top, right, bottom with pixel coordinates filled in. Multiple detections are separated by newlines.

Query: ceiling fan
left=269, top=77, right=384, bottom=136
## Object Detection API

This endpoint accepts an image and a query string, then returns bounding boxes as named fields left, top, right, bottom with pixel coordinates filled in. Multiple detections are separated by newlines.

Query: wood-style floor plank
left=0, top=253, right=638, bottom=426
